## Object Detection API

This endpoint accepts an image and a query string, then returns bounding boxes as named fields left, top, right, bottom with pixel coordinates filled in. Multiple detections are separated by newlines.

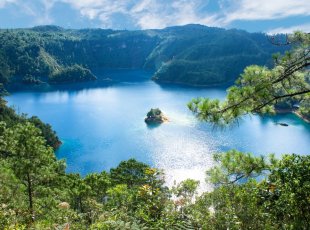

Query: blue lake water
left=6, top=69, right=310, bottom=189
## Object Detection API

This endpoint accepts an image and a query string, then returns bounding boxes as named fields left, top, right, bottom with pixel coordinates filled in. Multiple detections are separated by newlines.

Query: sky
left=0, top=0, right=309, bottom=33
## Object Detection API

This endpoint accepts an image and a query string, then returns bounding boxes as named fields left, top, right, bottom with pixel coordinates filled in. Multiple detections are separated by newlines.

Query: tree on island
left=145, top=108, right=168, bottom=124
left=188, top=32, right=310, bottom=125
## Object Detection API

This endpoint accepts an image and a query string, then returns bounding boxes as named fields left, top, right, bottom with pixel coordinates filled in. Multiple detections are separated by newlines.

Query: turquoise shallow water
left=6, top=69, right=310, bottom=188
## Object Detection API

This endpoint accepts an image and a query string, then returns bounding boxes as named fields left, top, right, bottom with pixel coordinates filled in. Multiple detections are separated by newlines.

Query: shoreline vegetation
left=0, top=98, right=61, bottom=149
left=275, top=108, right=310, bottom=123
left=294, top=111, right=310, bottom=123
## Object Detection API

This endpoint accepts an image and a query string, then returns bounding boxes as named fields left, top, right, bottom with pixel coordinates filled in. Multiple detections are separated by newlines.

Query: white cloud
left=132, top=0, right=220, bottom=29
left=60, top=0, right=133, bottom=28
left=58, top=0, right=219, bottom=29
left=266, top=23, right=310, bottom=34
left=0, top=0, right=55, bottom=25
left=219, top=0, right=310, bottom=24
left=0, top=0, right=16, bottom=8
left=131, top=0, right=152, bottom=13
left=59, top=0, right=310, bottom=29
left=33, top=0, right=55, bottom=24
left=1, top=0, right=310, bottom=30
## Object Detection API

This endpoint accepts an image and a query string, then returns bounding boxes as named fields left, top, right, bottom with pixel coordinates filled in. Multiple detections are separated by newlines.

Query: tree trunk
left=26, top=172, right=34, bottom=221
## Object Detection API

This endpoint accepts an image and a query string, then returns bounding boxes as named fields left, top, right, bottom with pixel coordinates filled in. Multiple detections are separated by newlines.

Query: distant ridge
left=31, top=25, right=65, bottom=32
left=0, top=24, right=287, bottom=88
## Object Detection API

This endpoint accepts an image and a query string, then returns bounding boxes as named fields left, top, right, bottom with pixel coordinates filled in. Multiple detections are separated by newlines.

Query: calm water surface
left=6, top=69, right=310, bottom=189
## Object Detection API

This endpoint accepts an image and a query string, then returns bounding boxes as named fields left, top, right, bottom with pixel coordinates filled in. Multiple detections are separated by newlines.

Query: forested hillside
left=149, top=25, right=287, bottom=86
left=0, top=24, right=286, bottom=88
left=0, top=98, right=61, bottom=149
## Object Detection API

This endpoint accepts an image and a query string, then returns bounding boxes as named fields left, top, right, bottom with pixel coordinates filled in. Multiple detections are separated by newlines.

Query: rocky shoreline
left=275, top=108, right=310, bottom=123
left=294, top=111, right=310, bottom=123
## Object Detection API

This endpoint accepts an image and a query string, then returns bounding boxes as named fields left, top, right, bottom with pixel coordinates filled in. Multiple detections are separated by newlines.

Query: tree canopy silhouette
left=188, top=32, right=310, bottom=125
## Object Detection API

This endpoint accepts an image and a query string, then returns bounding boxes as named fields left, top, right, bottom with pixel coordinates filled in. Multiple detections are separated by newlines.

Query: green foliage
left=146, top=108, right=162, bottom=118
left=84, top=172, right=111, bottom=201
left=263, top=154, right=310, bottom=228
left=106, top=184, right=133, bottom=208
left=0, top=122, right=66, bottom=223
left=145, top=108, right=167, bottom=124
left=191, top=180, right=271, bottom=230
left=0, top=122, right=68, bottom=226
left=0, top=159, right=27, bottom=227
left=49, top=64, right=97, bottom=83
left=207, top=149, right=275, bottom=185
left=0, top=27, right=158, bottom=87
left=22, top=74, right=43, bottom=85
left=0, top=25, right=286, bottom=89
left=187, top=152, right=310, bottom=230
left=0, top=98, right=61, bottom=149
left=174, top=179, right=200, bottom=202
left=0, top=84, right=8, bottom=97
left=27, top=116, right=61, bottom=149
left=188, top=32, right=310, bottom=125
left=298, top=94, right=310, bottom=120
left=151, top=25, right=286, bottom=86
left=110, top=158, right=149, bottom=187
left=0, top=52, right=11, bottom=84
left=91, top=219, right=148, bottom=230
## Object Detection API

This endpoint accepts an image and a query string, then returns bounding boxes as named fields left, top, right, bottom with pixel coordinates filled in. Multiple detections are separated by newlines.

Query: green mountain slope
left=149, top=25, right=286, bottom=85
left=0, top=24, right=287, bottom=88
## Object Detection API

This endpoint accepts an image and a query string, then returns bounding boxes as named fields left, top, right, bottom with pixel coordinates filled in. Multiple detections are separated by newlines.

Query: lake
left=6, top=69, right=310, bottom=190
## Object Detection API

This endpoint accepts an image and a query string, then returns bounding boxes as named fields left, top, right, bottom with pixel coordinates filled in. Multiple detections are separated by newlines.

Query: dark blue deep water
left=6, top=69, right=310, bottom=189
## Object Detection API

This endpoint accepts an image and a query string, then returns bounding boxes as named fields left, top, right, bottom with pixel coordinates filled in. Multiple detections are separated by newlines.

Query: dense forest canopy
left=0, top=24, right=287, bottom=88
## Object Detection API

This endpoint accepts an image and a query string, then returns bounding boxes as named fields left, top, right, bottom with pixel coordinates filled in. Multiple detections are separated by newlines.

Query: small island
left=145, top=108, right=169, bottom=124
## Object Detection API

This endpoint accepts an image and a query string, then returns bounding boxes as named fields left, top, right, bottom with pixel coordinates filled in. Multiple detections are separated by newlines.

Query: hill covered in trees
left=0, top=24, right=286, bottom=88
left=0, top=98, right=61, bottom=149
